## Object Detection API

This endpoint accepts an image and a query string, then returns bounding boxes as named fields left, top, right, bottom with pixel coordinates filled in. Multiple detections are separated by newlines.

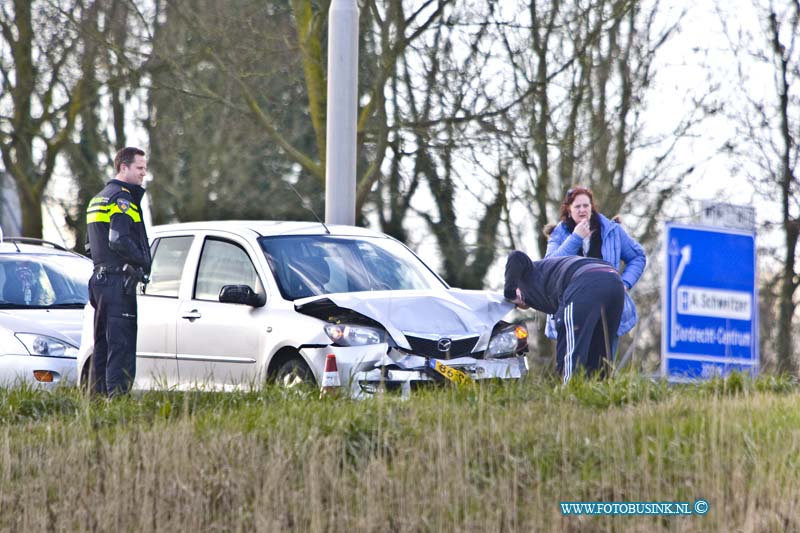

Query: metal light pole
left=324, top=0, right=359, bottom=226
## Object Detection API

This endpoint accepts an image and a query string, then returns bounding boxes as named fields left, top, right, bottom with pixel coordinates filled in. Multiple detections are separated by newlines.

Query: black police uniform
left=86, top=179, right=152, bottom=396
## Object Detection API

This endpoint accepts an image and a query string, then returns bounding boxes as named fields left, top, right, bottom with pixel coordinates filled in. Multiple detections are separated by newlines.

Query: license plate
left=429, top=359, right=473, bottom=385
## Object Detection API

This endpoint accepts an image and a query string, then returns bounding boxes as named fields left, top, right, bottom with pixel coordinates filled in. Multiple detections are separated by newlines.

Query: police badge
left=116, top=198, right=130, bottom=212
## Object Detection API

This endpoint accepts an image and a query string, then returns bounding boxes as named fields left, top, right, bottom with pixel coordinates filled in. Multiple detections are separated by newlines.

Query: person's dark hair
left=114, top=147, right=145, bottom=173
left=558, top=186, right=598, bottom=222
left=504, top=251, right=531, bottom=301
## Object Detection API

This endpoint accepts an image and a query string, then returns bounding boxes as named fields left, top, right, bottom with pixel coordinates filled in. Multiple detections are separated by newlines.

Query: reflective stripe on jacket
left=86, top=179, right=151, bottom=271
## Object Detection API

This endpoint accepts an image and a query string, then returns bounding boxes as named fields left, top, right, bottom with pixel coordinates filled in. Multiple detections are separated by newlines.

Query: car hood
left=296, top=289, right=514, bottom=351
left=0, top=308, right=84, bottom=346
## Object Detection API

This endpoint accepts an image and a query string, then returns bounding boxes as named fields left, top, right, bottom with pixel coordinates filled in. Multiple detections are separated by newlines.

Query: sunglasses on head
left=565, top=187, right=590, bottom=200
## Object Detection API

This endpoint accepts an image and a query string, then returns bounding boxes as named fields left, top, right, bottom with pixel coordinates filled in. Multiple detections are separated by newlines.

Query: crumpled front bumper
left=300, top=344, right=528, bottom=399
left=353, top=355, right=529, bottom=398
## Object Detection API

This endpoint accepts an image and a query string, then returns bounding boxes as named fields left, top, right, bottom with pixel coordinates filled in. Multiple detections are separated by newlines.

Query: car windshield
left=260, top=235, right=447, bottom=300
left=0, top=254, right=92, bottom=308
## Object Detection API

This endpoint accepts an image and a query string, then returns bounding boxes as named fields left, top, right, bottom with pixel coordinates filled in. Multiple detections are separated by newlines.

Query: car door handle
left=182, top=310, right=201, bottom=321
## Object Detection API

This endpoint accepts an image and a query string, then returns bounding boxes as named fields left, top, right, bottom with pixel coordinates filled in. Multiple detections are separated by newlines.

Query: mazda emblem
left=437, top=338, right=452, bottom=352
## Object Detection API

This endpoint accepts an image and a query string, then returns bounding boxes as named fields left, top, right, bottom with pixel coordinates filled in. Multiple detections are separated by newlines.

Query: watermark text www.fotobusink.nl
left=560, top=500, right=709, bottom=516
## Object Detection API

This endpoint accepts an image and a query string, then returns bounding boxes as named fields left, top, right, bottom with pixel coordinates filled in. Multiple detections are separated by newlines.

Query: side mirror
left=218, top=285, right=265, bottom=307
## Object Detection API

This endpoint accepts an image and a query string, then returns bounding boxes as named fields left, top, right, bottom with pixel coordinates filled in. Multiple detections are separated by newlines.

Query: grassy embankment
left=1, top=373, right=799, bottom=532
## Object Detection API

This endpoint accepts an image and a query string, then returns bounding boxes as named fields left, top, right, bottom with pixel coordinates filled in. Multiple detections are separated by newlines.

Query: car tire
left=273, top=357, right=316, bottom=389
left=80, top=355, right=93, bottom=392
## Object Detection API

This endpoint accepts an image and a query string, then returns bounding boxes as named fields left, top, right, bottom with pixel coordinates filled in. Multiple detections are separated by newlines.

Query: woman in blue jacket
left=544, top=186, right=646, bottom=359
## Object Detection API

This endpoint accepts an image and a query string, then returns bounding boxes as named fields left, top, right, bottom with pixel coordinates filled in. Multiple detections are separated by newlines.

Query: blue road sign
left=662, top=223, right=758, bottom=380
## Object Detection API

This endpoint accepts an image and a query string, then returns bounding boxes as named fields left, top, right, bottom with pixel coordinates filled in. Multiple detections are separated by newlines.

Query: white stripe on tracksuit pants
left=556, top=270, right=624, bottom=382
left=563, top=302, right=574, bottom=384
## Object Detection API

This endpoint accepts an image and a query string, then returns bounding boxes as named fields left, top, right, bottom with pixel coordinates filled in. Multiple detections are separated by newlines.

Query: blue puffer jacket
left=544, top=213, right=646, bottom=336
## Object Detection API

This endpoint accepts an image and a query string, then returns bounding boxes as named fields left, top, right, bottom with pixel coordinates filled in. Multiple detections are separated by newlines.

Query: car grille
left=404, top=335, right=479, bottom=359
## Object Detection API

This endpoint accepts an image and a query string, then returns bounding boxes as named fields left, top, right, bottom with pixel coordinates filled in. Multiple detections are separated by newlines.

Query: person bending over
left=504, top=250, right=625, bottom=382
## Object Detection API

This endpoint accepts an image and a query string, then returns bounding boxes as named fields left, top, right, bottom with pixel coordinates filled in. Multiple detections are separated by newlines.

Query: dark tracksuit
left=86, top=180, right=152, bottom=397
left=504, top=251, right=625, bottom=383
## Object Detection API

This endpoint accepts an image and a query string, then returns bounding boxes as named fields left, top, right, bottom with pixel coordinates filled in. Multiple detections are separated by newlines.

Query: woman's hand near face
left=573, top=219, right=592, bottom=239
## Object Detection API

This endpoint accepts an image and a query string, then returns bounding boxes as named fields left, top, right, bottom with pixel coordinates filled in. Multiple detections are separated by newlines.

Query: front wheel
left=79, top=354, right=94, bottom=394
left=273, top=357, right=316, bottom=390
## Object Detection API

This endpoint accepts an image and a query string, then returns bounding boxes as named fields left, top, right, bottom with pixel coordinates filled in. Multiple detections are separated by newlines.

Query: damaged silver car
left=76, top=221, right=528, bottom=397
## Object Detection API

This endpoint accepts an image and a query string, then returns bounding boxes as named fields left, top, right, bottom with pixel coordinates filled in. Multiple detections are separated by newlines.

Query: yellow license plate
left=429, top=360, right=473, bottom=386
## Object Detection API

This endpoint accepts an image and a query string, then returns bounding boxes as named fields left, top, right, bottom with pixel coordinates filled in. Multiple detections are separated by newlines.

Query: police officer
left=504, top=250, right=625, bottom=383
left=85, top=147, right=152, bottom=397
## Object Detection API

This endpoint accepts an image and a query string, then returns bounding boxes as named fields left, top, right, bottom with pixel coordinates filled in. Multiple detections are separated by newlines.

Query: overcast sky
left=659, top=0, right=782, bottom=221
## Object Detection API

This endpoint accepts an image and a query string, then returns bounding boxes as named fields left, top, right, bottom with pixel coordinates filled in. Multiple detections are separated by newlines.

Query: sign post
left=662, top=223, right=758, bottom=380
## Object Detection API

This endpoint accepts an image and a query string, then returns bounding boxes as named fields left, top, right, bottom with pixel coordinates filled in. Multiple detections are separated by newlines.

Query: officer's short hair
left=114, top=147, right=146, bottom=173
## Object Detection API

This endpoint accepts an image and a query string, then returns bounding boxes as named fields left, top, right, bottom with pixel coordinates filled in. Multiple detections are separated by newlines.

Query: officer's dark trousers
left=555, top=269, right=625, bottom=383
left=88, top=272, right=137, bottom=397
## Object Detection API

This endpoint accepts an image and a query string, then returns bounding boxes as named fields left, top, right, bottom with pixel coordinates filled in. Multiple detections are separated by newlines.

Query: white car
left=0, top=238, right=93, bottom=387
left=77, top=221, right=528, bottom=397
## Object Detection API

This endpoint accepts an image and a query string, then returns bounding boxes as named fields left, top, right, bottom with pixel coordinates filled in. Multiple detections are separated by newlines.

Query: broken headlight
left=324, top=324, right=385, bottom=346
left=486, top=324, right=528, bottom=358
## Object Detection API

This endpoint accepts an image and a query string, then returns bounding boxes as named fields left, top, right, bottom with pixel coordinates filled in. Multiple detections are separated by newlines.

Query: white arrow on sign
left=670, top=242, right=691, bottom=348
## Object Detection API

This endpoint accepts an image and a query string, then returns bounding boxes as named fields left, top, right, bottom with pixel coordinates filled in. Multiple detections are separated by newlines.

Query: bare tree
left=368, top=0, right=707, bottom=296
left=143, top=0, right=319, bottom=223
left=722, top=0, right=799, bottom=373
left=49, top=0, right=149, bottom=251
left=62, top=0, right=128, bottom=253
left=136, top=0, right=453, bottom=225
left=387, top=6, right=510, bottom=288
left=498, top=0, right=707, bottom=256
left=0, top=0, right=87, bottom=238
left=475, top=0, right=715, bottom=359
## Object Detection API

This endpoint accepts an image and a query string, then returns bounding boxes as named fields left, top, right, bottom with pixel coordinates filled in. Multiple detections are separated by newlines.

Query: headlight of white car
left=14, top=333, right=79, bottom=358
left=486, top=324, right=528, bottom=358
left=324, top=324, right=385, bottom=346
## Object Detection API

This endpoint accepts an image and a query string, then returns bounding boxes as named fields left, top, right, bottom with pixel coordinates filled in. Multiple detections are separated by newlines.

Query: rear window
left=0, top=254, right=91, bottom=307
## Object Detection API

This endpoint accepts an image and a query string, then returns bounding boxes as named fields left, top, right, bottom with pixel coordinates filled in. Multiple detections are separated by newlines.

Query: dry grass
left=0, top=373, right=799, bottom=532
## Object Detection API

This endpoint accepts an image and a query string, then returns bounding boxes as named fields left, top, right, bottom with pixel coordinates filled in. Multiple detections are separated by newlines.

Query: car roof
left=0, top=238, right=89, bottom=260
left=151, top=220, right=392, bottom=240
